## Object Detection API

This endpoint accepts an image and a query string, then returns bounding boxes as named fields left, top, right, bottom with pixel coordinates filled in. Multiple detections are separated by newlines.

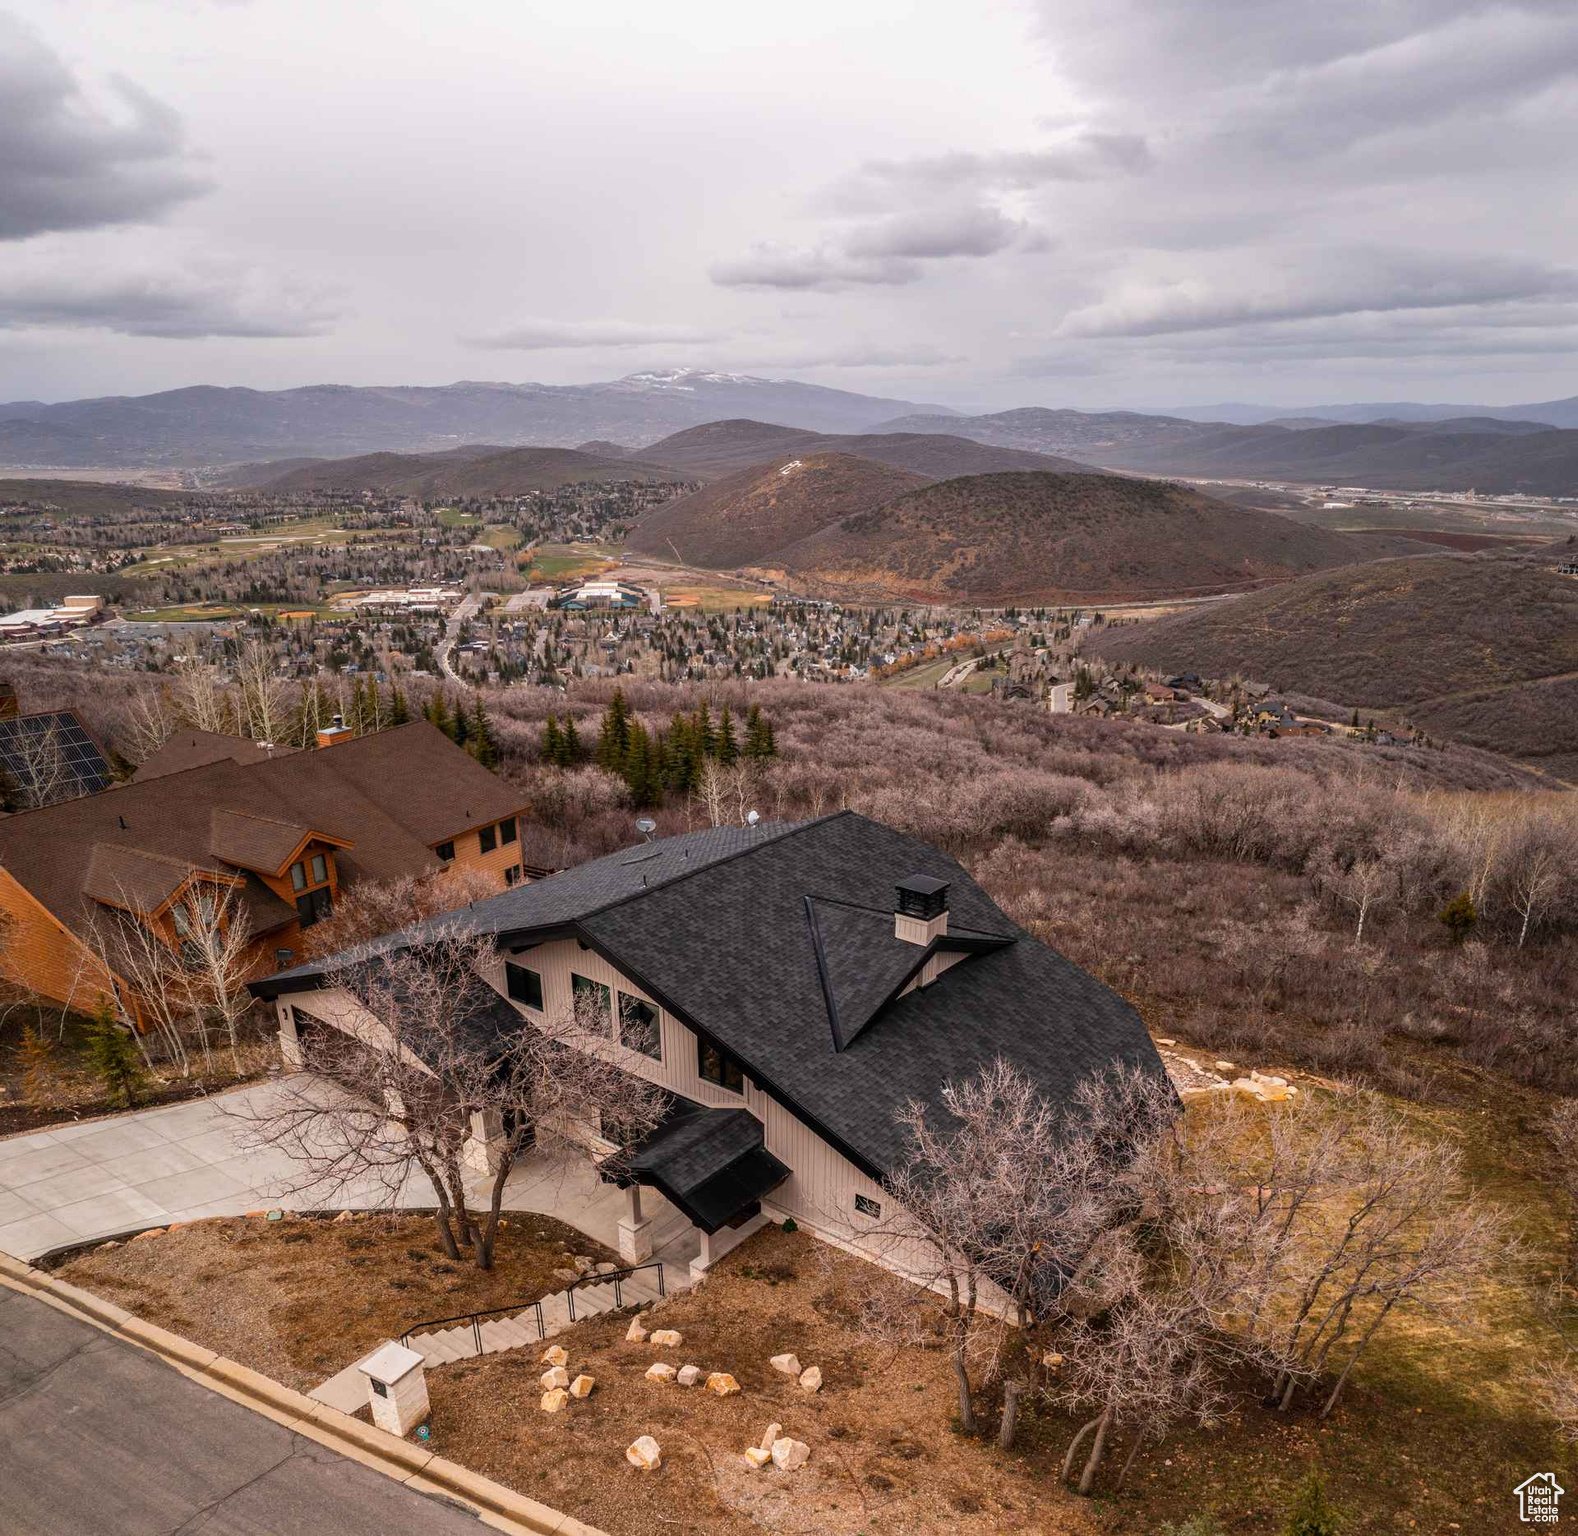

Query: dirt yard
left=419, top=1225, right=1099, bottom=1536
left=56, top=1210, right=616, bottom=1391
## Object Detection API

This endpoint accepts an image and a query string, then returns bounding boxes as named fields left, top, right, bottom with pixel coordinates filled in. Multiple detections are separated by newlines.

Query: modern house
left=251, top=812, right=1165, bottom=1281
left=0, top=721, right=528, bottom=1018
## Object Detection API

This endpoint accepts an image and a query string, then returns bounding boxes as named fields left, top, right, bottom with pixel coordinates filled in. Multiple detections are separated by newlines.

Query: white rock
left=540, top=1345, right=568, bottom=1367
left=626, top=1435, right=662, bottom=1471
left=798, top=1366, right=822, bottom=1393
left=1155, top=1038, right=1176, bottom=1046
left=569, top=1374, right=595, bottom=1399
left=771, top=1437, right=810, bottom=1471
left=625, top=1320, right=649, bottom=1344
left=676, top=1364, right=702, bottom=1387
left=706, top=1372, right=741, bottom=1396
left=332, top=1210, right=355, bottom=1223
left=1214, top=1060, right=1236, bottom=1072
left=540, top=1366, right=569, bottom=1391
left=649, top=1328, right=684, bottom=1347
left=572, top=1254, right=594, bottom=1273
left=743, top=1446, right=772, bottom=1469
left=645, top=1362, right=677, bottom=1383
left=760, top=1422, right=783, bottom=1453
left=540, top=1388, right=569, bottom=1413
left=769, top=1353, right=802, bottom=1377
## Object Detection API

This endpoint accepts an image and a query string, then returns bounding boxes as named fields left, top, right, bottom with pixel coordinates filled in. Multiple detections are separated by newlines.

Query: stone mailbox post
left=357, top=1340, right=429, bottom=1438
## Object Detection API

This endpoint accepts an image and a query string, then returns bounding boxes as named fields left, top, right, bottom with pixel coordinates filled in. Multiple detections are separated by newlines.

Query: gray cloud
left=464, top=318, right=726, bottom=350
left=0, top=268, right=343, bottom=338
left=844, top=204, right=1028, bottom=261
left=709, top=246, right=921, bottom=292
left=0, top=12, right=211, bottom=241
left=1061, top=253, right=1578, bottom=337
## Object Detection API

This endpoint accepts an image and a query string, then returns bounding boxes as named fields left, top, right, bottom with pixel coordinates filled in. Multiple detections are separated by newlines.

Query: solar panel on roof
left=0, top=711, right=112, bottom=801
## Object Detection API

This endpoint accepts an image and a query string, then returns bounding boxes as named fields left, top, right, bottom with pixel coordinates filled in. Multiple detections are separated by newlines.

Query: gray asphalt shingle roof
left=256, top=812, right=1163, bottom=1181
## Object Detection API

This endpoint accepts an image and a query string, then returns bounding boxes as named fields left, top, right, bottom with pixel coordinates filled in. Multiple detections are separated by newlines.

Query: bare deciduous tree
left=299, top=865, right=499, bottom=960
left=231, top=930, right=669, bottom=1268
left=5, top=720, right=70, bottom=810
left=237, top=639, right=290, bottom=745
left=122, top=687, right=176, bottom=765
left=169, top=653, right=232, bottom=735
left=693, top=759, right=761, bottom=829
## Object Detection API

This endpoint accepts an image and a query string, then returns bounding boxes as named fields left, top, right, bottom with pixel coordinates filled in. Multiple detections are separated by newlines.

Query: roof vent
left=895, top=875, right=949, bottom=946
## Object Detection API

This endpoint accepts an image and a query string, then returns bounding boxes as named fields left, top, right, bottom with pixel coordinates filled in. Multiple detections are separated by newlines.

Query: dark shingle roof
left=629, top=1103, right=790, bottom=1234
left=257, top=812, right=1164, bottom=1181
left=133, top=730, right=300, bottom=781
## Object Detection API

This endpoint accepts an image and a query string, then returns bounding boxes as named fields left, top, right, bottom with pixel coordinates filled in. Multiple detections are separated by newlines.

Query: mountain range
left=874, top=408, right=1578, bottom=496
left=0, top=371, right=955, bottom=469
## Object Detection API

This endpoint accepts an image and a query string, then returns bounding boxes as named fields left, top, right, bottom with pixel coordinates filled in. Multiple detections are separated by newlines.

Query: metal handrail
left=401, top=1297, right=547, bottom=1355
left=565, top=1260, right=666, bottom=1321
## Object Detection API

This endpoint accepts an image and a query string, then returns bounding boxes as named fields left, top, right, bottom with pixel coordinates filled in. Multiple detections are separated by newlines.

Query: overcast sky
left=3, top=0, right=1575, bottom=409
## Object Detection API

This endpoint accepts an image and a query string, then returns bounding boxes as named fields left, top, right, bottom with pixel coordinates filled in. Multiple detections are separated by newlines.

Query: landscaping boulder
left=677, top=1365, right=702, bottom=1387
left=540, top=1366, right=570, bottom=1391
left=540, top=1345, right=568, bottom=1368
left=798, top=1366, right=822, bottom=1393
left=626, top=1435, right=662, bottom=1471
left=649, top=1328, right=683, bottom=1347
left=743, top=1446, right=772, bottom=1469
left=333, top=1210, right=355, bottom=1224
left=706, top=1372, right=741, bottom=1397
left=1040, top=1351, right=1064, bottom=1371
left=625, top=1320, right=649, bottom=1344
left=1214, top=1060, right=1235, bottom=1072
left=645, top=1362, right=677, bottom=1383
left=769, top=1353, right=801, bottom=1377
left=760, top=1422, right=782, bottom=1453
left=569, top=1374, right=595, bottom=1399
left=572, top=1254, right=594, bottom=1274
left=594, top=1261, right=617, bottom=1274
left=540, top=1388, right=569, bottom=1414
left=551, top=1268, right=579, bottom=1285
left=771, top=1437, right=810, bottom=1471
left=131, top=1228, right=167, bottom=1243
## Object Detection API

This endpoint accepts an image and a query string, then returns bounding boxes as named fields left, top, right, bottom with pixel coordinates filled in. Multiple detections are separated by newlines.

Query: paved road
left=436, top=592, right=483, bottom=683
left=0, top=1286, right=484, bottom=1535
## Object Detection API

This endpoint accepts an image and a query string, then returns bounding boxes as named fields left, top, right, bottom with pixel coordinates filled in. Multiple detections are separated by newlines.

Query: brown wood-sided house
left=0, top=720, right=529, bottom=1019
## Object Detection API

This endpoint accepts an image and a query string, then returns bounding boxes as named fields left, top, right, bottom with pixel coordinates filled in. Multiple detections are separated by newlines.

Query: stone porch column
left=464, top=1108, right=505, bottom=1173
left=617, top=1183, right=654, bottom=1264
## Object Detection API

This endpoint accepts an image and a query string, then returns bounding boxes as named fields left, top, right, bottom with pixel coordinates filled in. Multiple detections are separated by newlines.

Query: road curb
left=0, top=1249, right=604, bottom=1536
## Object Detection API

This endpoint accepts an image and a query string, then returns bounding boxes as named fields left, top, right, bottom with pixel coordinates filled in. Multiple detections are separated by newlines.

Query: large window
left=619, top=995, right=661, bottom=1060
left=309, top=853, right=328, bottom=885
left=436, top=840, right=455, bottom=863
left=479, top=823, right=497, bottom=855
left=698, top=1038, right=745, bottom=1094
left=571, top=973, right=611, bottom=1032
left=500, top=816, right=517, bottom=845
left=505, top=962, right=543, bottom=1010
left=290, top=861, right=307, bottom=891
left=296, top=886, right=332, bottom=928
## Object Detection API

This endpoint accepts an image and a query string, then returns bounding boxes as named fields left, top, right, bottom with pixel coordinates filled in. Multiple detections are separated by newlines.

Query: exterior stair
left=403, top=1264, right=666, bottom=1368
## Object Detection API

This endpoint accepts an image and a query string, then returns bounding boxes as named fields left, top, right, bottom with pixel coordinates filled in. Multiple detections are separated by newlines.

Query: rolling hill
left=1086, top=550, right=1578, bottom=780
left=758, top=471, right=1370, bottom=604
left=0, top=479, right=204, bottom=516
left=875, top=407, right=1578, bottom=495
left=626, top=453, right=934, bottom=568
left=239, top=445, right=689, bottom=496
left=640, top=418, right=1091, bottom=480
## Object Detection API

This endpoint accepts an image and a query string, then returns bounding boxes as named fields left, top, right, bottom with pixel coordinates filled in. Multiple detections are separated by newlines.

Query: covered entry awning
left=627, top=1102, right=789, bottom=1235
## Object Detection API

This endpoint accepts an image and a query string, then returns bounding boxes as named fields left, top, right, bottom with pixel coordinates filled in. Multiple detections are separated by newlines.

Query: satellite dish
left=635, top=816, right=657, bottom=840
left=746, top=810, right=760, bottom=827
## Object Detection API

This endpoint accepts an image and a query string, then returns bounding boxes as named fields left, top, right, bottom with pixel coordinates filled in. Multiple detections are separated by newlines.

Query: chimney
left=894, top=875, right=949, bottom=946
left=315, top=713, right=354, bottom=749
left=0, top=682, right=17, bottom=721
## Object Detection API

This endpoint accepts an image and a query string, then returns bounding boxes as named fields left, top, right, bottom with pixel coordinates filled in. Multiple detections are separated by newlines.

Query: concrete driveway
left=0, top=1080, right=700, bottom=1284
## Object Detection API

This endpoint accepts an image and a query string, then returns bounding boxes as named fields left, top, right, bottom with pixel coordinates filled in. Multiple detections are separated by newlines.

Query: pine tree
left=542, top=713, right=563, bottom=766
left=1284, top=1473, right=1342, bottom=1536
left=85, top=999, right=143, bottom=1109
left=620, top=721, right=660, bottom=806
left=596, top=688, right=632, bottom=771
left=716, top=705, right=739, bottom=765
left=389, top=684, right=410, bottom=726
left=692, top=699, right=715, bottom=758
left=468, top=692, right=498, bottom=768
left=743, top=703, right=769, bottom=759
left=560, top=715, right=582, bottom=765
left=451, top=693, right=472, bottom=749
left=15, top=1024, right=56, bottom=1108
left=427, top=691, right=455, bottom=741
left=1438, top=891, right=1478, bottom=946
left=667, top=711, right=699, bottom=793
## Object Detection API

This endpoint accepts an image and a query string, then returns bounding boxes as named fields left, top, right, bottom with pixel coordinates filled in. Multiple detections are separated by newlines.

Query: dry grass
left=420, top=1225, right=1097, bottom=1536
left=56, top=1210, right=615, bottom=1391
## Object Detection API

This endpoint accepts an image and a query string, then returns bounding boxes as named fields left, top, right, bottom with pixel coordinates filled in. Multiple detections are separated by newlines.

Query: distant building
left=1557, top=558, right=1578, bottom=576
left=0, top=593, right=105, bottom=639
left=550, top=578, right=649, bottom=612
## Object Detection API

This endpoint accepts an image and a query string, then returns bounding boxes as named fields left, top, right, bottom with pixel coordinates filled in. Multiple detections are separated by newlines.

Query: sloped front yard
left=54, top=1209, right=615, bottom=1392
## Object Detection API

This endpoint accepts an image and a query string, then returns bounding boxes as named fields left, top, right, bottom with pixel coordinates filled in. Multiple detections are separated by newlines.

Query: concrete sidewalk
left=0, top=1080, right=701, bottom=1285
